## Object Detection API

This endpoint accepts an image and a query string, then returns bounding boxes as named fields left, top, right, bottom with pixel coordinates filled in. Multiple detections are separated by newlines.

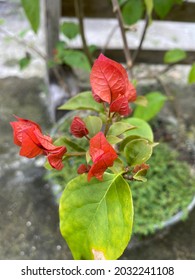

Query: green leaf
left=61, top=49, right=91, bottom=72
left=132, top=164, right=149, bottom=182
left=133, top=91, right=167, bottom=121
left=133, top=172, right=147, bottom=182
left=44, top=159, right=53, bottom=170
left=59, top=173, right=133, bottom=260
left=108, top=122, right=135, bottom=136
left=58, top=91, right=103, bottom=113
left=86, top=150, right=91, bottom=163
left=54, top=137, right=86, bottom=152
left=18, top=55, right=31, bottom=70
left=120, top=135, right=142, bottom=151
left=154, top=0, right=174, bottom=18
left=164, top=48, right=187, bottom=64
left=88, top=44, right=97, bottom=55
left=21, top=0, right=40, bottom=33
left=188, top=63, right=195, bottom=84
left=122, top=0, right=144, bottom=25
left=107, top=135, right=123, bottom=145
left=118, top=0, right=128, bottom=6
left=60, top=22, right=80, bottom=39
left=144, top=0, right=154, bottom=24
left=134, top=95, right=148, bottom=107
left=0, top=18, right=5, bottom=25
left=122, top=117, right=154, bottom=142
left=124, top=139, right=153, bottom=166
left=109, top=158, right=124, bottom=174
left=18, top=28, right=30, bottom=38
left=84, top=116, right=102, bottom=137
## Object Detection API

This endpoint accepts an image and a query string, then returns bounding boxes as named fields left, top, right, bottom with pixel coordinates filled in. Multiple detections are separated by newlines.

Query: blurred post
left=41, top=0, right=61, bottom=61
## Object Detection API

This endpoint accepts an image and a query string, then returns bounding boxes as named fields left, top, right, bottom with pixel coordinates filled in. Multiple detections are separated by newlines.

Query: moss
left=131, top=143, right=195, bottom=235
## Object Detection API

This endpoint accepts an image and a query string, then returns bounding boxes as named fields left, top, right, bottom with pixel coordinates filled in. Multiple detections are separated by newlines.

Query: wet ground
left=0, top=0, right=195, bottom=260
left=0, top=77, right=72, bottom=259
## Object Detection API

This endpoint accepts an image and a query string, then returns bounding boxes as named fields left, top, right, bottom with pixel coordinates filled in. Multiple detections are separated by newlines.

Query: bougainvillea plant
left=10, top=54, right=156, bottom=260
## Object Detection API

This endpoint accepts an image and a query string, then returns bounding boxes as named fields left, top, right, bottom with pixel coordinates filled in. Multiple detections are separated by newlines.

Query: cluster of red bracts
left=10, top=116, right=67, bottom=170
left=10, top=54, right=136, bottom=181
left=90, top=54, right=136, bottom=116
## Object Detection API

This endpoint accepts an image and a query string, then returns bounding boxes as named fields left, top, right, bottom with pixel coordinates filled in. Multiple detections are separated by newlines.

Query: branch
left=74, top=0, right=93, bottom=67
left=123, top=174, right=134, bottom=181
left=0, top=26, right=46, bottom=60
left=132, top=14, right=149, bottom=64
left=101, top=23, right=118, bottom=54
left=111, top=0, right=133, bottom=76
left=0, top=26, right=71, bottom=94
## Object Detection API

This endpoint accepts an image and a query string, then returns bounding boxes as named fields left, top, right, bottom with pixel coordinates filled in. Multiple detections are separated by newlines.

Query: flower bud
left=70, top=117, right=89, bottom=138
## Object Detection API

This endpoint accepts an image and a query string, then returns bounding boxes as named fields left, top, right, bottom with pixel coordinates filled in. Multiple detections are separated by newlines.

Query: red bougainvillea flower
left=70, top=117, right=89, bottom=138
left=88, top=132, right=118, bottom=181
left=132, top=163, right=150, bottom=174
left=90, top=53, right=136, bottom=115
left=10, top=116, right=67, bottom=170
left=77, top=164, right=91, bottom=175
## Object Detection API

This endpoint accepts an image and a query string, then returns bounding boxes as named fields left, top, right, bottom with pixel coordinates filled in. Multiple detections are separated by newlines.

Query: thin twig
left=137, top=63, right=176, bottom=82
left=66, top=152, right=86, bottom=157
left=101, top=23, right=118, bottom=54
left=155, top=76, right=181, bottom=119
left=52, top=67, right=68, bottom=93
left=123, top=174, right=134, bottom=181
left=74, top=0, right=93, bottom=67
left=132, top=14, right=149, bottom=64
left=0, top=26, right=46, bottom=59
left=111, top=0, right=133, bottom=76
left=0, top=26, right=70, bottom=93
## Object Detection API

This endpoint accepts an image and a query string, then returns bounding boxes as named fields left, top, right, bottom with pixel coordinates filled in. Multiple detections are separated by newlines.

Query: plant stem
left=111, top=0, right=133, bottom=77
left=85, top=135, right=90, bottom=141
left=74, top=0, right=93, bottom=67
left=104, top=110, right=111, bottom=137
left=102, top=23, right=118, bottom=54
left=132, top=14, right=149, bottom=64
left=0, top=26, right=70, bottom=93
left=123, top=174, right=134, bottom=181
left=66, top=152, right=86, bottom=157
left=0, top=26, right=46, bottom=60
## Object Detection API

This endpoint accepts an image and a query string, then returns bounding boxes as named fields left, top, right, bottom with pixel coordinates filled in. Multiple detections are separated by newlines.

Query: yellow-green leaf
left=58, top=91, right=103, bottom=112
left=59, top=173, right=133, bottom=260
left=124, top=139, right=153, bottom=166
left=122, top=117, right=154, bottom=142
left=133, top=91, right=167, bottom=121
left=188, top=63, right=195, bottom=84
left=21, top=0, right=40, bottom=33
left=164, top=48, right=187, bottom=64
left=84, top=116, right=102, bottom=137
left=108, top=122, right=135, bottom=136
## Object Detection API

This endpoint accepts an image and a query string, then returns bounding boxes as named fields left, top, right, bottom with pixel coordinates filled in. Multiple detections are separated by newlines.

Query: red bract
left=70, top=117, right=89, bottom=138
left=110, top=96, right=132, bottom=116
left=132, top=163, right=150, bottom=174
left=90, top=54, right=136, bottom=115
left=10, top=116, right=67, bottom=170
left=88, top=132, right=118, bottom=181
left=77, top=164, right=91, bottom=175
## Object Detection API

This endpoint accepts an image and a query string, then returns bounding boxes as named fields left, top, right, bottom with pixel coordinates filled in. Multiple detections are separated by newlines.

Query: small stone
left=31, top=246, right=36, bottom=251
left=7, top=210, right=12, bottom=216
left=56, top=245, right=62, bottom=251
left=20, top=251, right=25, bottom=256
left=26, top=221, right=32, bottom=227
